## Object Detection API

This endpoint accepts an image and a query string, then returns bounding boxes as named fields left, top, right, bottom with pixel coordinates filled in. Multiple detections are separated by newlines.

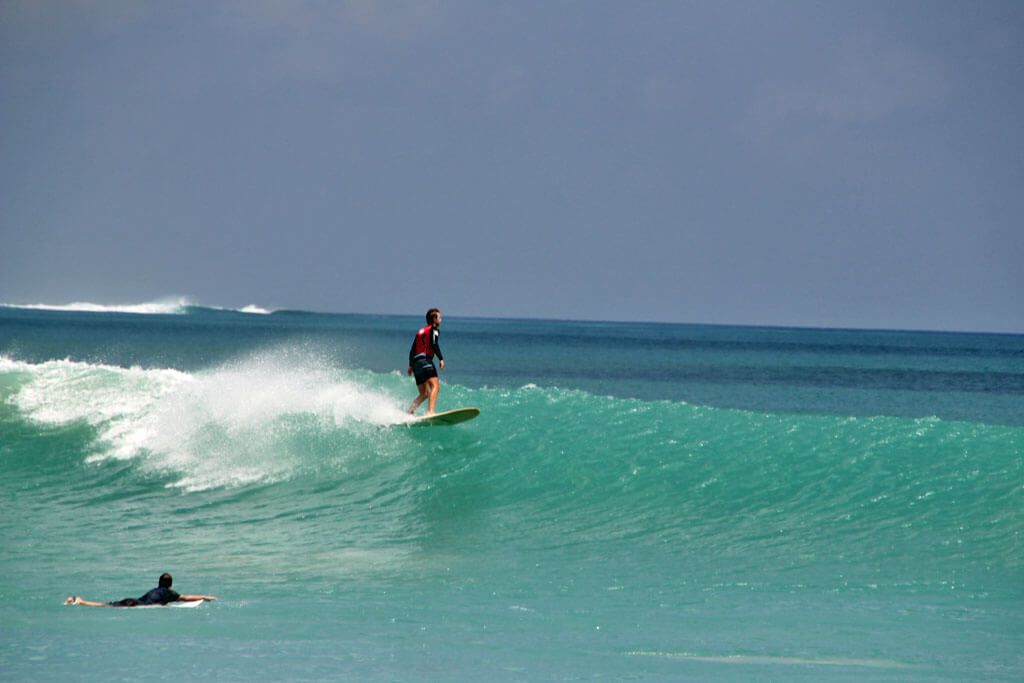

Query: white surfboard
left=169, top=599, right=205, bottom=608
left=410, top=407, right=480, bottom=426
left=134, top=599, right=205, bottom=608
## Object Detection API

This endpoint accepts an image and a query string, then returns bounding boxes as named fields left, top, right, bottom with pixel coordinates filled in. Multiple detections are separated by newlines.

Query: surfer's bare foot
left=65, top=596, right=80, bottom=605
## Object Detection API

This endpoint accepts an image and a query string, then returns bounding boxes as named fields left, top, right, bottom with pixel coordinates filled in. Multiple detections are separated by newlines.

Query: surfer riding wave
left=408, top=308, right=444, bottom=415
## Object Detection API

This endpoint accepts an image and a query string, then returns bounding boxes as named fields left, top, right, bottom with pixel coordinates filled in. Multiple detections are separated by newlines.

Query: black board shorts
left=411, top=355, right=437, bottom=385
left=108, top=598, right=139, bottom=607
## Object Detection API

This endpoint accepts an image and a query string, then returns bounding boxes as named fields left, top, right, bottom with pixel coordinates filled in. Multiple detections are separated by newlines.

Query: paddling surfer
left=64, top=573, right=217, bottom=607
left=407, top=308, right=444, bottom=415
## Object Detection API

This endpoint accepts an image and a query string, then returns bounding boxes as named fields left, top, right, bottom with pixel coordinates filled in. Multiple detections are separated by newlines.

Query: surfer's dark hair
left=426, top=308, right=440, bottom=324
left=158, top=573, right=173, bottom=588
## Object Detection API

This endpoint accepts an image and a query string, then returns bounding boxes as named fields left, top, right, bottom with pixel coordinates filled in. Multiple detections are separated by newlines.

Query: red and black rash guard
left=409, top=324, right=443, bottom=365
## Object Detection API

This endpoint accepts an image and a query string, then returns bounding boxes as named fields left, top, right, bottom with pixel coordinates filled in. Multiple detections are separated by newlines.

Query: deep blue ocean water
left=1, top=302, right=1021, bottom=680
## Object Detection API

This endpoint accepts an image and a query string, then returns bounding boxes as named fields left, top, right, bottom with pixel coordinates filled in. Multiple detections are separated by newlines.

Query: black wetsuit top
left=110, top=585, right=181, bottom=607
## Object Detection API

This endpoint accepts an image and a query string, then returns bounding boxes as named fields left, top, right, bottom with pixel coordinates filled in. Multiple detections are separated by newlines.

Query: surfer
left=407, top=308, right=445, bottom=415
left=64, top=573, right=217, bottom=607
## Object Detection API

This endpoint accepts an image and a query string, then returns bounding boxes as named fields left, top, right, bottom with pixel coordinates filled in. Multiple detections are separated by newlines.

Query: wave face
left=2, top=353, right=1019, bottom=578
left=1, top=307, right=1022, bottom=679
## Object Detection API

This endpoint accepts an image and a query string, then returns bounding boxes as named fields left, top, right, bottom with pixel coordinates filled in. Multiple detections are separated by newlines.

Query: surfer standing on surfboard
left=408, top=308, right=444, bottom=415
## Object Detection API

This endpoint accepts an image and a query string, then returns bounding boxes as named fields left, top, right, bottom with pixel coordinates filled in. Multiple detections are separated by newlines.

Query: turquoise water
left=1, top=304, right=1021, bottom=680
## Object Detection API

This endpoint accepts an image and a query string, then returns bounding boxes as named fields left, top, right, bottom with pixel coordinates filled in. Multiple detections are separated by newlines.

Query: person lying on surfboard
left=408, top=308, right=445, bottom=415
left=64, top=573, right=217, bottom=607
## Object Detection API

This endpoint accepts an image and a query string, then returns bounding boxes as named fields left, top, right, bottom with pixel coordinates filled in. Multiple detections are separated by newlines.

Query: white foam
left=238, top=304, right=273, bottom=315
left=2, top=352, right=408, bottom=491
left=1, top=297, right=274, bottom=315
left=1, top=297, right=194, bottom=315
left=2, top=357, right=189, bottom=432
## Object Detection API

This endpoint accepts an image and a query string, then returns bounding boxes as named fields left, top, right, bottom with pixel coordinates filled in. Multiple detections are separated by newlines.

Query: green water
left=1, top=306, right=1021, bottom=679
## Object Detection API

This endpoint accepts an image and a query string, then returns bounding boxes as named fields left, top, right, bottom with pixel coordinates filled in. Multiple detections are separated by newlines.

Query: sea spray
left=2, top=353, right=408, bottom=490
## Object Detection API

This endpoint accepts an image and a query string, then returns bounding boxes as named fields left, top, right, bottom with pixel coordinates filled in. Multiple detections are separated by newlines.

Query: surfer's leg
left=109, top=598, right=138, bottom=607
left=64, top=597, right=113, bottom=606
left=409, top=358, right=439, bottom=414
left=426, top=377, right=440, bottom=414
left=409, top=382, right=430, bottom=414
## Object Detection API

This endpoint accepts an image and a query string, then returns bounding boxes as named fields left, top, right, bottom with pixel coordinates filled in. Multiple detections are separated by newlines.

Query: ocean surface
left=1, top=301, right=1021, bottom=680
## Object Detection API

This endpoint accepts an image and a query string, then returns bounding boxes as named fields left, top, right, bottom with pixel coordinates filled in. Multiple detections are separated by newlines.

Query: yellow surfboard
left=410, top=407, right=480, bottom=426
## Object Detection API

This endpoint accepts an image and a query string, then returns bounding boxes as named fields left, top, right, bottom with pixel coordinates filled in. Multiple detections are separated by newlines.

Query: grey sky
left=2, top=1, right=1021, bottom=332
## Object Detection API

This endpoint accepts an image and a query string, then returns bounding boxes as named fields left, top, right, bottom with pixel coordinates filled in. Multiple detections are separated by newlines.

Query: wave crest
left=1, top=353, right=408, bottom=491
left=0, top=297, right=273, bottom=315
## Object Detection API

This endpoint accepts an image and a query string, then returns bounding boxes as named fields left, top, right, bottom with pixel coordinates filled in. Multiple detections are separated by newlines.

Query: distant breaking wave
left=0, top=297, right=272, bottom=315
left=237, top=304, right=272, bottom=314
